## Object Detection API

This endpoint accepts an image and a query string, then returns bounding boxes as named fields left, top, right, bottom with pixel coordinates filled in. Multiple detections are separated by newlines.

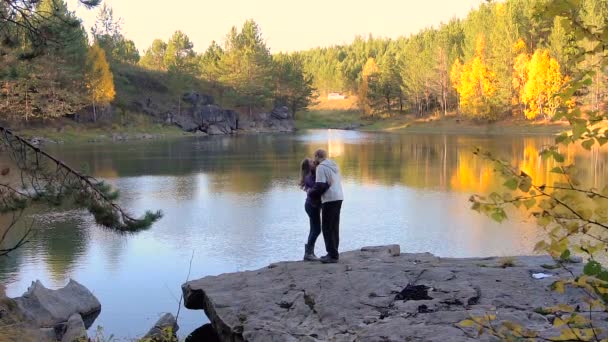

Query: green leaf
left=572, top=121, right=588, bottom=140
left=523, top=198, right=536, bottom=209
left=519, top=177, right=532, bottom=192
left=597, top=271, right=608, bottom=282
left=503, top=178, right=518, bottom=191
left=491, top=209, right=507, bottom=223
left=550, top=167, right=565, bottom=174
left=584, top=260, right=602, bottom=276
left=582, top=139, right=595, bottom=150
left=553, top=151, right=565, bottom=163
left=555, top=133, right=569, bottom=144
left=559, top=249, right=571, bottom=261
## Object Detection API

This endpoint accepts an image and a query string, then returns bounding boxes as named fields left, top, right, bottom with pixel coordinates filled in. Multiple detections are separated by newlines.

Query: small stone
left=361, top=245, right=401, bottom=256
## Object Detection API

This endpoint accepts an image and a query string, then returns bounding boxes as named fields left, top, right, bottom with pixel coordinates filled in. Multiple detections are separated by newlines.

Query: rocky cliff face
left=133, top=92, right=294, bottom=135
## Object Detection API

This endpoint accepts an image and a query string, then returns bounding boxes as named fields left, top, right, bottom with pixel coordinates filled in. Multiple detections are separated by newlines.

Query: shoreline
left=14, top=117, right=567, bottom=146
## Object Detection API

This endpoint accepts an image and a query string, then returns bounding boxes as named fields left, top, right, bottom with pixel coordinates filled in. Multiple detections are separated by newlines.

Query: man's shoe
left=320, top=255, right=339, bottom=264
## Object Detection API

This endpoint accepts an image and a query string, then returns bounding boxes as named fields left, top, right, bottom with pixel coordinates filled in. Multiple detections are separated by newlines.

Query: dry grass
left=498, top=257, right=517, bottom=268
left=0, top=286, right=41, bottom=342
left=310, top=95, right=359, bottom=111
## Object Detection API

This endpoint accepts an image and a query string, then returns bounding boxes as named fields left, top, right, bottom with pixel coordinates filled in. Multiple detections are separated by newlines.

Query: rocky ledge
left=138, top=92, right=294, bottom=135
left=182, top=245, right=607, bottom=342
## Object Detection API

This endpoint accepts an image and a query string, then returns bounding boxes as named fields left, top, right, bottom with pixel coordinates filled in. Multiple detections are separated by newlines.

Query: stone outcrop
left=3, top=279, right=101, bottom=342
left=132, top=91, right=294, bottom=135
left=182, top=245, right=605, bottom=342
left=142, top=313, right=179, bottom=341
left=14, top=279, right=101, bottom=329
left=238, top=106, right=295, bottom=133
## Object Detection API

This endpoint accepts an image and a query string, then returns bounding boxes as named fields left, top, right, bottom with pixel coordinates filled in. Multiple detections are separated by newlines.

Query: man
left=308, top=149, right=344, bottom=263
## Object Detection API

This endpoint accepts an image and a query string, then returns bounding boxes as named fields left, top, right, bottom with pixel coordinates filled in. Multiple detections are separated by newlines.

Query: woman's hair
left=299, top=158, right=313, bottom=189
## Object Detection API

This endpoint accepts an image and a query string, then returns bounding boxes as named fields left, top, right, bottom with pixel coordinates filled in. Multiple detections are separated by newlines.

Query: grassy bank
left=296, top=109, right=569, bottom=136
left=14, top=114, right=191, bottom=144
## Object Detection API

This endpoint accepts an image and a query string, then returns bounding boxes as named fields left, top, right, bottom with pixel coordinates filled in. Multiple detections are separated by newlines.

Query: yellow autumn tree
left=512, top=39, right=530, bottom=115
left=358, top=57, right=379, bottom=115
left=85, top=44, right=115, bottom=122
left=450, top=58, right=463, bottom=113
left=450, top=35, right=497, bottom=119
left=521, top=49, right=565, bottom=120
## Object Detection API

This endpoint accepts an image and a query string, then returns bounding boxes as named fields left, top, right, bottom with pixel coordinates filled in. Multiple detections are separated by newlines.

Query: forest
left=0, top=0, right=607, bottom=125
left=300, top=0, right=607, bottom=120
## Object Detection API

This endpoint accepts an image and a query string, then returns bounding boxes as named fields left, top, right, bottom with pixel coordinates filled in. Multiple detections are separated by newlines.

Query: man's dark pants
left=321, top=200, right=343, bottom=259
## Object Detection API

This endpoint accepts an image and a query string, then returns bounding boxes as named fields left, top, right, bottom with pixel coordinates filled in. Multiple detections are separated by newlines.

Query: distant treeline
left=1, top=0, right=606, bottom=123
left=297, top=0, right=607, bottom=120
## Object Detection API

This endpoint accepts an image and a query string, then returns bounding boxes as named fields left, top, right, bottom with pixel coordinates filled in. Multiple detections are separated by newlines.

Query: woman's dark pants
left=305, top=201, right=321, bottom=248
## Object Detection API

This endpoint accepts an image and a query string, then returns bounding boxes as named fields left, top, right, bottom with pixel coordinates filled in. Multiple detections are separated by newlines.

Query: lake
left=1, top=129, right=606, bottom=339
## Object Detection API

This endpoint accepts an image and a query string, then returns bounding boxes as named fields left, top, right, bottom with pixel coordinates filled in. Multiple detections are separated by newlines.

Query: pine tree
left=85, top=44, right=115, bottom=122
left=219, top=20, right=273, bottom=116
left=140, top=39, right=167, bottom=71
left=200, top=40, right=224, bottom=95
left=164, top=31, right=196, bottom=75
left=91, top=4, right=139, bottom=65
left=272, top=53, right=316, bottom=117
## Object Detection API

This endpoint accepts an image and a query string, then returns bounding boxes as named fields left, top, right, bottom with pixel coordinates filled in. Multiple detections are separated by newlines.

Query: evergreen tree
left=272, top=53, right=316, bottom=117
left=140, top=39, right=167, bottom=71
left=219, top=20, right=273, bottom=116
left=91, top=4, right=140, bottom=65
left=368, top=53, right=402, bottom=114
left=164, top=30, right=196, bottom=76
left=200, top=41, right=224, bottom=90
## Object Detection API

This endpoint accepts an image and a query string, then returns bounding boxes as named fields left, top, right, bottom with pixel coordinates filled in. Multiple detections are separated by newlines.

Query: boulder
left=270, top=106, right=290, bottom=120
left=142, top=313, right=179, bottom=341
left=172, top=114, right=200, bottom=132
left=182, top=246, right=601, bottom=342
left=14, top=279, right=101, bottom=329
left=59, top=314, right=87, bottom=342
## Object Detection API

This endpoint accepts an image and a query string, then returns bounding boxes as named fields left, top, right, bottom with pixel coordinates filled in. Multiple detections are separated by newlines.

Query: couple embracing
left=299, top=149, right=344, bottom=264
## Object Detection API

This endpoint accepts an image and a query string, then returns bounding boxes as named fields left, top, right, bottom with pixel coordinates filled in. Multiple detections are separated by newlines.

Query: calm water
left=1, top=129, right=607, bottom=339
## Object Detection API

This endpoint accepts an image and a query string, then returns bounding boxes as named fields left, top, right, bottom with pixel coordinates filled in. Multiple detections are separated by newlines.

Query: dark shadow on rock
left=185, top=324, right=220, bottom=342
left=394, top=284, right=433, bottom=301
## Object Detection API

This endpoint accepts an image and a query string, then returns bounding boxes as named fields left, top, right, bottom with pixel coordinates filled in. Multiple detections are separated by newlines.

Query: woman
left=300, top=158, right=321, bottom=261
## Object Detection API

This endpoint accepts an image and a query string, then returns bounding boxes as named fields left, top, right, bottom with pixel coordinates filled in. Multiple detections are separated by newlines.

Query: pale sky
left=67, top=0, right=485, bottom=53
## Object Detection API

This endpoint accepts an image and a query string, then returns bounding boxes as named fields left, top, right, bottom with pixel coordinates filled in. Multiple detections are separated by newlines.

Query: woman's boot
left=303, top=244, right=318, bottom=261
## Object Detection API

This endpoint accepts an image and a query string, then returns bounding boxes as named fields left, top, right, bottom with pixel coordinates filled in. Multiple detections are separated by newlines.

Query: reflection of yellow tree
left=450, top=151, right=495, bottom=192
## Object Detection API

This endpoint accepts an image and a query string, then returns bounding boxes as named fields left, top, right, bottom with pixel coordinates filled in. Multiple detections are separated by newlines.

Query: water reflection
left=0, top=130, right=606, bottom=338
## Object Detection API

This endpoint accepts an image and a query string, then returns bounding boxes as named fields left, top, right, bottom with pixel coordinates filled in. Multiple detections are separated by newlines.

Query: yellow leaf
left=459, top=319, right=475, bottom=327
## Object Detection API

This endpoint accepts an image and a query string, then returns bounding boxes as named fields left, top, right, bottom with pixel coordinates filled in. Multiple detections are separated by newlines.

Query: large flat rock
left=182, top=246, right=604, bottom=341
